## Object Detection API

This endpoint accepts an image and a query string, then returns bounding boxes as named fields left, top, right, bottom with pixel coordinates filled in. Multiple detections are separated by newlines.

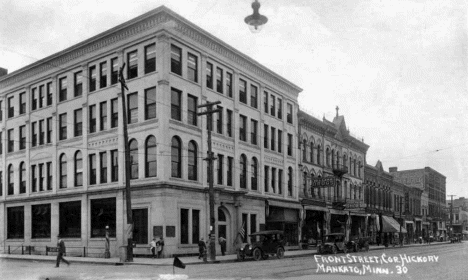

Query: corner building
left=0, top=6, right=302, bottom=257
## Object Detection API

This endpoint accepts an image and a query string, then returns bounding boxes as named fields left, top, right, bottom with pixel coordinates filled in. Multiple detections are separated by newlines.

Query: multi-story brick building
left=298, top=108, right=369, bottom=244
left=0, top=6, right=303, bottom=257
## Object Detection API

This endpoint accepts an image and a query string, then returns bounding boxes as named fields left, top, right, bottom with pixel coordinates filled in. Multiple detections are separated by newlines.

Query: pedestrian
left=149, top=238, right=156, bottom=258
left=156, top=237, right=165, bottom=258
left=198, top=238, right=207, bottom=262
left=218, top=236, right=226, bottom=256
left=55, top=234, right=70, bottom=267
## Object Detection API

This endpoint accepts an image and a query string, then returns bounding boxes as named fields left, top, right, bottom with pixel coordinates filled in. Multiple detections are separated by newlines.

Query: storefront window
left=91, top=198, right=116, bottom=238
left=59, top=201, right=81, bottom=238
left=32, top=204, right=51, bottom=238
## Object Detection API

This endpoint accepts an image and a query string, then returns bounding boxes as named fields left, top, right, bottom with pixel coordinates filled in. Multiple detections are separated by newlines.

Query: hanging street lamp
left=244, top=0, right=268, bottom=33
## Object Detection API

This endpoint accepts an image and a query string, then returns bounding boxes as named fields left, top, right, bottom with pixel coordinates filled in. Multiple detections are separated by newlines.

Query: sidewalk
left=0, top=241, right=452, bottom=267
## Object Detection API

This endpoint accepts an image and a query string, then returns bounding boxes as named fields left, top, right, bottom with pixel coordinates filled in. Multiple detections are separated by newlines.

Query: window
left=216, top=106, right=223, bottom=134
left=145, top=87, right=156, bottom=120
left=127, top=50, right=138, bottom=79
left=264, top=91, right=268, bottom=113
left=46, top=162, right=52, bottom=190
left=7, top=164, right=14, bottom=195
left=239, top=115, right=247, bottom=141
left=217, top=154, right=224, bottom=185
left=74, top=151, right=83, bottom=187
left=74, top=71, right=83, bottom=97
left=239, top=79, right=247, bottom=103
left=250, top=85, right=258, bottom=108
left=0, top=101, right=3, bottom=121
left=39, top=163, right=44, bottom=191
left=0, top=132, right=2, bottom=154
left=74, top=109, right=83, bottom=137
left=133, top=208, right=148, bottom=244
left=216, top=67, right=223, bottom=93
left=251, top=119, right=258, bottom=145
left=100, top=101, right=107, bottom=131
left=89, top=105, right=96, bottom=133
left=91, top=198, right=116, bottom=237
left=145, top=136, right=157, bottom=178
left=287, top=103, right=293, bottom=124
left=226, top=72, right=233, bottom=98
left=7, top=129, right=14, bottom=153
left=145, top=43, right=156, bottom=74
left=7, top=206, right=24, bottom=239
left=19, top=92, right=26, bottom=114
left=227, top=157, right=233, bottom=186
left=264, top=124, right=269, bottom=149
left=19, top=162, right=26, bottom=193
left=46, top=117, right=52, bottom=143
left=39, top=85, right=44, bottom=108
left=89, top=66, right=96, bottom=92
left=271, top=167, right=276, bottom=193
left=277, top=98, right=282, bottom=119
left=7, top=96, right=14, bottom=118
left=278, top=130, right=283, bottom=153
left=47, top=82, right=53, bottom=106
left=111, top=98, right=118, bottom=128
left=111, top=150, right=118, bottom=182
left=240, top=154, right=247, bottom=189
left=171, top=137, right=182, bottom=178
left=128, top=93, right=138, bottom=124
left=180, top=208, right=200, bottom=244
left=111, top=57, right=119, bottom=85
left=19, top=125, right=26, bottom=150
left=270, top=127, right=276, bottom=151
left=251, top=157, right=258, bottom=191
left=37, top=120, right=44, bottom=145
left=226, top=109, right=233, bottom=137
left=31, top=88, right=38, bottom=110
left=264, top=166, right=269, bottom=192
left=129, top=139, right=139, bottom=179
left=188, top=141, right=198, bottom=181
left=100, top=62, right=107, bottom=88
left=278, top=169, right=283, bottom=194
left=187, top=94, right=198, bottom=126
left=206, top=62, right=213, bottom=89
left=99, top=152, right=107, bottom=183
left=287, top=133, right=293, bottom=156
left=187, top=53, right=198, bottom=82
left=171, top=88, right=182, bottom=121
left=270, top=94, right=276, bottom=116
left=31, top=165, right=37, bottom=192
left=0, top=171, right=2, bottom=196
left=57, top=154, right=67, bottom=188
left=89, top=154, right=96, bottom=185
left=57, top=113, right=66, bottom=140
left=317, top=144, right=321, bottom=164
left=59, top=201, right=81, bottom=238
left=171, top=45, right=182, bottom=75
left=288, top=167, right=293, bottom=196
left=31, top=204, right=51, bottom=238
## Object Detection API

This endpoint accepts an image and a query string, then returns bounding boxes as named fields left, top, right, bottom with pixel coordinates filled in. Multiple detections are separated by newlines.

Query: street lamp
left=244, top=0, right=268, bottom=33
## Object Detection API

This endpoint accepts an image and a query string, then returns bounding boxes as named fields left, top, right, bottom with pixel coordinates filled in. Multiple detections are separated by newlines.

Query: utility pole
left=118, top=63, right=133, bottom=262
left=448, top=195, right=457, bottom=239
left=197, top=101, right=221, bottom=262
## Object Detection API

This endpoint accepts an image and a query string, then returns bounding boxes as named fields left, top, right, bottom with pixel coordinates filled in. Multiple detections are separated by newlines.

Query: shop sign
left=311, top=177, right=335, bottom=188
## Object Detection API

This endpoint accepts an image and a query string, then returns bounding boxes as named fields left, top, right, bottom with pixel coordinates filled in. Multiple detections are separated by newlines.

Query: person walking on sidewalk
left=198, top=238, right=207, bottom=262
left=55, top=235, right=70, bottom=267
left=149, top=238, right=157, bottom=258
left=156, top=237, right=165, bottom=258
left=218, top=236, right=226, bottom=256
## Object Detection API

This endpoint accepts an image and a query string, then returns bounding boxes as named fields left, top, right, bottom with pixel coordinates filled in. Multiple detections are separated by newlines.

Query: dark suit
left=56, top=239, right=70, bottom=267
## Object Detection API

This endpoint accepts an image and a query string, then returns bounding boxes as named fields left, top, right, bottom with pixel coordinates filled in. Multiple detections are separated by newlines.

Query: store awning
left=381, top=216, right=407, bottom=233
left=463, top=230, right=468, bottom=235
left=267, top=199, right=303, bottom=210
left=405, top=221, right=414, bottom=225
left=350, top=213, right=368, bottom=217
left=329, top=209, right=348, bottom=215
left=414, top=217, right=422, bottom=221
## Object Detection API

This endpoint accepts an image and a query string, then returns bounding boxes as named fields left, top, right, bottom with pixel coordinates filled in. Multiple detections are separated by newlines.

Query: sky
left=1, top=0, right=467, bottom=198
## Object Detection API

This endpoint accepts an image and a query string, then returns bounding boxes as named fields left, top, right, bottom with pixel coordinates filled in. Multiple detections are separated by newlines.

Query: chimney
left=389, top=167, right=398, bottom=172
left=0, top=67, right=8, bottom=77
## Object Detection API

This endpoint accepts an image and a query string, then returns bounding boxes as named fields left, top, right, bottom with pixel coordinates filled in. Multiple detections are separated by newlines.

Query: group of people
left=198, top=235, right=227, bottom=262
left=149, top=237, right=165, bottom=258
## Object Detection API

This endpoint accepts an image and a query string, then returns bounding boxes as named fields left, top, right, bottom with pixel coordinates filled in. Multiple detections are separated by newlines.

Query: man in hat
left=56, top=234, right=70, bottom=267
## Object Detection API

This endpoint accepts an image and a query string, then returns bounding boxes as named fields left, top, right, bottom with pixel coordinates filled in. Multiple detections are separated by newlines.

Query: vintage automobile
left=236, top=230, right=285, bottom=261
left=317, top=233, right=348, bottom=254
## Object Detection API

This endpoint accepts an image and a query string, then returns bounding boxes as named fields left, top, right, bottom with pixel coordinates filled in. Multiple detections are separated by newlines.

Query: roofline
left=0, top=6, right=303, bottom=94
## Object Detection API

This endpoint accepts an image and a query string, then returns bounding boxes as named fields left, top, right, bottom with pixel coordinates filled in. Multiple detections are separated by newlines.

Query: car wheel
left=253, top=248, right=262, bottom=261
left=332, top=246, right=337, bottom=254
left=237, top=250, right=245, bottom=261
left=276, top=247, right=285, bottom=259
left=262, top=253, right=269, bottom=260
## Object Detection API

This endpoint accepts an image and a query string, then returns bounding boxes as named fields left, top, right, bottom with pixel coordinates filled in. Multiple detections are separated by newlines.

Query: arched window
left=310, top=142, right=314, bottom=163
left=326, top=148, right=330, bottom=167
left=240, top=154, right=247, bottom=189
left=218, top=208, right=226, bottom=222
left=288, top=167, right=293, bottom=196
left=59, top=154, right=67, bottom=188
left=251, top=157, right=258, bottom=191
left=188, top=140, right=198, bottom=181
left=75, top=151, right=83, bottom=186
left=343, top=154, right=348, bottom=170
left=145, top=136, right=157, bottom=178
left=336, top=151, right=340, bottom=167
left=331, top=149, right=335, bottom=168
left=7, top=164, right=14, bottom=195
left=171, top=137, right=182, bottom=178
left=129, top=139, right=139, bottom=179
left=303, top=171, right=308, bottom=197
left=358, top=161, right=362, bottom=178
left=302, top=139, right=307, bottom=161
left=20, top=162, right=26, bottom=193
left=317, top=145, right=321, bottom=165
left=353, top=159, right=357, bottom=176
